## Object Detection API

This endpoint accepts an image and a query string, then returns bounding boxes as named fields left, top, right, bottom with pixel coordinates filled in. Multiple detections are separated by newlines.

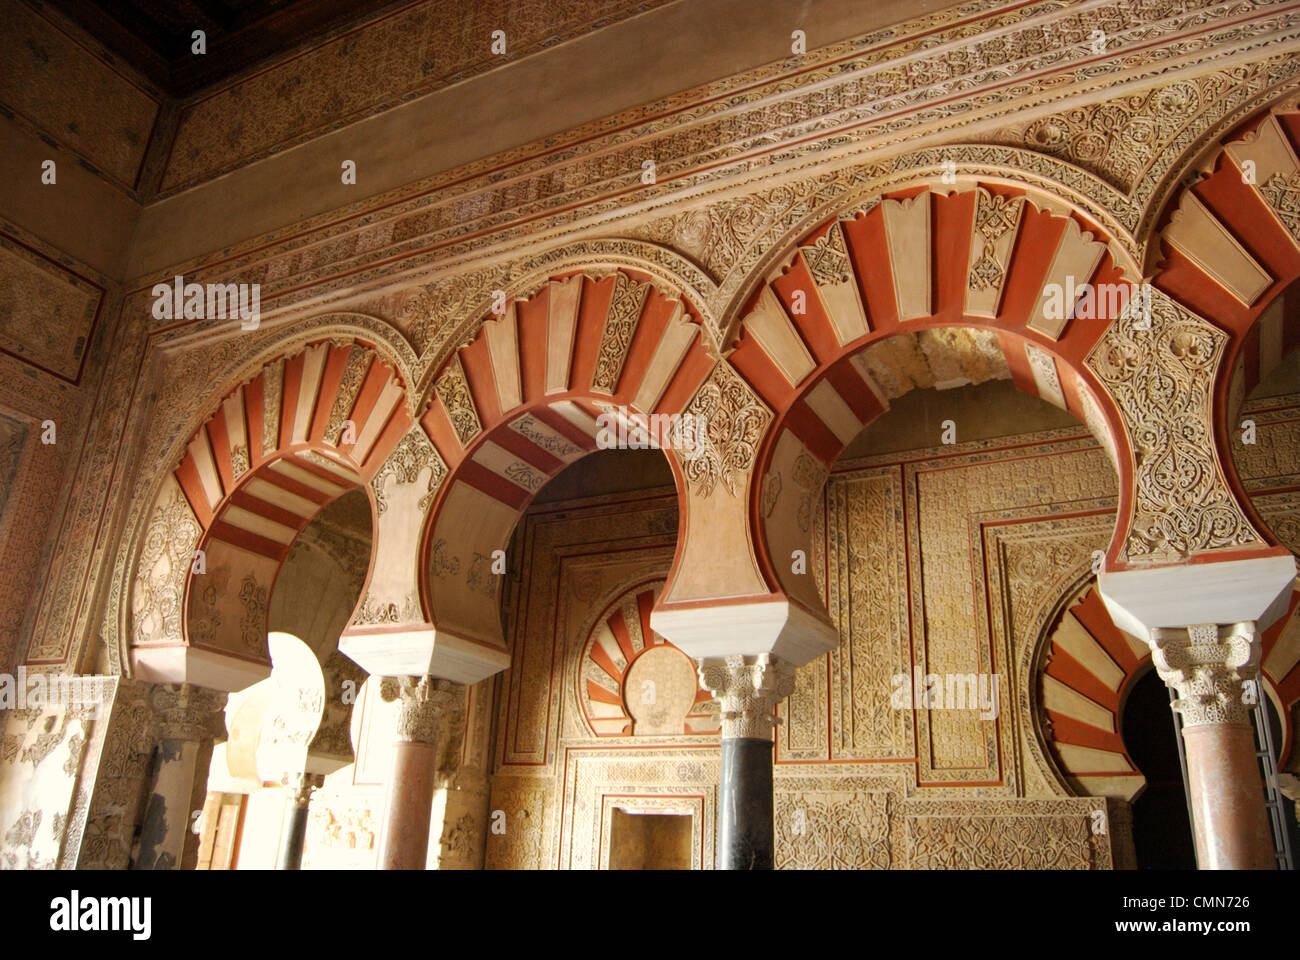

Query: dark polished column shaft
left=276, top=779, right=315, bottom=870
left=718, top=737, right=776, bottom=869
left=699, top=654, right=794, bottom=871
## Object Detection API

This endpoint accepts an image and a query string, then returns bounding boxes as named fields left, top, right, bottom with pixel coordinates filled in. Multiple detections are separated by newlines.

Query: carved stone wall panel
left=1255, top=488, right=1300, bottom=558
left=981, top=510, right=1120, bottom=799
left=1233, top=397, right=1300, bottom=493
left=497, top=493, right=679, bottom=767
left=990, top=74, right=1248, bottom=198
left=774, top=787, right=891, bottom=870
left=903, top=798, right=1113, bottom=869
left=3, top=377, right=96, bottom=672
left=901, top=434, right=1116, bottom=781
left=0, top=677, right=121, bottom=870
left=483, top=777, right=551, bottom=870
left=807, top=470, right=912, bottom=762
left=2, top=3, right=159, bottom=188
left=160, top=0, right=680, bottom=194
left=70, top=678, right=154, bottom=869
left=0, top=414, right=27, bottom=546
left=0, top=229, right=104, bottom=382
left=128, top=476, right=201, bottom=650
left=301, top=788, right=382, bottom=869
left=0, top=219, right=114, bottom=675
left=431, top=773, right=490, bottom=870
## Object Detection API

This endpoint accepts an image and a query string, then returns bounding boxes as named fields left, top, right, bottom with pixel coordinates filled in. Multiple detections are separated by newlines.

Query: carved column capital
left=1147, top=622, right=1260, bottom=728
left=380, top=675, right=462, bottom=744
left=148, top=683, right=227, bottom=741
left=697, top=653, right=795, bottom=741
left=281, top=771, right=325, bottom=807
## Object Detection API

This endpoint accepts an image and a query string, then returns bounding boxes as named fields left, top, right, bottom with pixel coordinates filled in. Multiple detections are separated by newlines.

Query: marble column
left=276, top=772, right=324, bottom=870
left=1148, top=621, right=1275, bottom=870
left=377, top=676, right=461, bottom=870
left=133, top=683, right=228, bottom=870
left=698, top=654, right=795, bottom=870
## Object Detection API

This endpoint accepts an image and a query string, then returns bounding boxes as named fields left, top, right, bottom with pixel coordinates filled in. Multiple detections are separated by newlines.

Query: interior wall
left=480, top=387, right=1300, bottom=869
left=0, top=4, right=149, bottom=674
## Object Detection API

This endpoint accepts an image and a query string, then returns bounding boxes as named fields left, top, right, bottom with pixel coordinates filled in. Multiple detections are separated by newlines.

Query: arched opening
left=340, top=267, right=714, bottom=680
left=194, top=483, right=374, bottom=869
left=716, top=181, right=1143, bottom=866
left=766, top=330, right=1123, bottom=788
left=727, top=183, right=1136, bottom=634
left=333, top=267, right=718, bottom=869
left=485, top=443, right=712, bottom=868
left=1150, top=104, right=1300, bottom=816
left=511, top=449, right=710, bottom=739
left=129, top=338, right=407, bottom=696
left=122, top=338, right=410, bottom=870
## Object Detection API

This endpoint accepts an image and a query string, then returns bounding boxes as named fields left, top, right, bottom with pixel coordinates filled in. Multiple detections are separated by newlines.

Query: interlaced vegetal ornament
left=370, top=425, right=446, bottom=515
left=968, top=191, right=1024, bottom=291
left=802, top=221, right=853, bottom=286
left=1084, top=286, right=1262, bottom=561
left=968, top=254, right=1004, bottom=290
left=238, top=573, right=268, bottom=655
left=324, top=347, right=374, bottom=446
left=435, top=355, right=482, bottom=446
left=229, top=444, right=250, bottom=479
left=592, top=272, right=651, bottom=394
left=674, top=362, right=771, bottom=498
left=1260, top=172, right=1300, bottom=242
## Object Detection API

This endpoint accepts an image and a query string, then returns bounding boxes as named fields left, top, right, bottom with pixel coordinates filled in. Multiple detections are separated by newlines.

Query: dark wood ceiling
left=45, top=0, right=412, bottom=96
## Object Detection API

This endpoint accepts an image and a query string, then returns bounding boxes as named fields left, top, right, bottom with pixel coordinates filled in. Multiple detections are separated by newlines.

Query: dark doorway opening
left=608, top=810, right=693, bottom=869
left=1122, top=668, right=1196, bottom=869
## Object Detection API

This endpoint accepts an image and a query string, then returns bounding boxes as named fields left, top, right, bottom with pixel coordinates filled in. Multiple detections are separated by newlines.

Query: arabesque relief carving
left=1260, top=173, right=1300, bottom=243
left=11, top=0, right=1300, bottom=881
left=370, top=426, right=447, bottom=516
left=130, top=479, right=202, bottom=648
left=675, top=362, right=771, bottom=498
left=324, top=348, right=375, bottom=447
left=591, top=272, right=650, bottom=395
left=434, top=355, right=482, bottom=447
left=1085, top=287, right=1263, bottom=562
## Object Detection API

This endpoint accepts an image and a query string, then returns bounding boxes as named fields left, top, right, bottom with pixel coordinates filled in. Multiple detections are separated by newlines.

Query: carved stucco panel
left=1085, top=287, right=1263, bottom=562
left=355, top=424, right=447, bottom=626
left=129, top=476, right=202, bottom=649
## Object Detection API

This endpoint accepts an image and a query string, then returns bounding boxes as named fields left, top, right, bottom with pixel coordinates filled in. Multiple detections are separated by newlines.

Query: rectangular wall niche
left=606, top=807, right=694, bottom=870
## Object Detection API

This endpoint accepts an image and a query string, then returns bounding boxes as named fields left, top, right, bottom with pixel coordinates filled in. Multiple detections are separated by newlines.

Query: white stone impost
left=149, top=682, right=227, bottom=742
